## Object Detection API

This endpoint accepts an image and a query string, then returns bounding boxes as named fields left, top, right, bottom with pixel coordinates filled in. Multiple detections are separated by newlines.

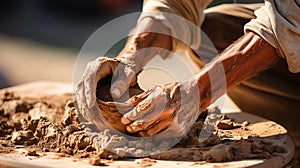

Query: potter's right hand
left=76, top=57, right=138, bottom=122
left=76, top=18, right=173, bottom=123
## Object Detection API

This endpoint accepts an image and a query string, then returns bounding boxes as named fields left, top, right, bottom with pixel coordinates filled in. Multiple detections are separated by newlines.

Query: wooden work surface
left=0, top=81, right=295, bottom=168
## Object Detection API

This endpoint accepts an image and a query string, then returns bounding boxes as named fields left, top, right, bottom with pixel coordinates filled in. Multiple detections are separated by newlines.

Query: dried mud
left=0, top=89, right=287, bottom=166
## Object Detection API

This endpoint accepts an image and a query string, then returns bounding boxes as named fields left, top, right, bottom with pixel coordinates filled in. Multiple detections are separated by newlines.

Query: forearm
left=195, top=32, right=279, bottom=110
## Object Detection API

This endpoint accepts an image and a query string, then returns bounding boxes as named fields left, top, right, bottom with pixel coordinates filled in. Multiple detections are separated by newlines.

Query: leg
left=201, top=3, right=300, bottom=161
left=202, top=3, right=262, bottom=52
left=192, top=4, right=262, bottom=64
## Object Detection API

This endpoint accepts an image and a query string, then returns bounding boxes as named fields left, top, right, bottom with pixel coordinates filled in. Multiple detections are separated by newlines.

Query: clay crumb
left=89, top=156, right=105, bottom=166
left=136, top=158, right=157, bottom=167
left=25, top=149, right=39, bottom=157
left=204, top=144, right=233, bottom=162
left=217, top=119, right=233, bottom=130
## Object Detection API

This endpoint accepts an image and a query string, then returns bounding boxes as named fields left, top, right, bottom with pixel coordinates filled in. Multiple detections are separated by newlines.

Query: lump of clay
left=204, top=144, right=233, bottom=162
left=11, top=130, right=37, bottom=145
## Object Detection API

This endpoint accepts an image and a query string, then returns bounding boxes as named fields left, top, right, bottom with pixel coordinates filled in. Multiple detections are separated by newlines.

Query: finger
left=122, top=97, right=163, bottom=124
left=127, top=107, right=175, bottom=134
left=126, top=120, right=155, bottom=133
left=110, top=80, right=128, bottom=98
left=126, top=114, right=159, bottom=133
left=125, top=87, right=154, bottom=107
left=111, top=64, right=137, bottom=98
left=143, top=107, right=175, bottom=136
left=120, top=90, right=153, bottom=124
left=123, top=98, right=152, bottom=124
left=148, top=106, right=198, bottom=140
left=121, top=98, right=152, bottom=123
left=121, top=100, right=162, bottom=126
left=146, top=119, right=173, bottom=136
left=121, top=87, right=168, bottom=122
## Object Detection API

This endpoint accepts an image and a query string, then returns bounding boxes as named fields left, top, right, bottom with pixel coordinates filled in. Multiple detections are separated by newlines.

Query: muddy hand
left=121, top=79, right=202, bottom=137
left=76, top=18, right=172, bottom=127
left=76, top=57, right=138, bottom=122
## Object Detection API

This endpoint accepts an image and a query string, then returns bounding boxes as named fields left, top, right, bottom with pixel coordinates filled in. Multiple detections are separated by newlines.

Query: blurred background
left=0, top=0, right=263, bottom=89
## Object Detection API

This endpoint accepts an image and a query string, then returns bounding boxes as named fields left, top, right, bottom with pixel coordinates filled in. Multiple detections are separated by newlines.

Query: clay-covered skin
left=120, top=81, right=203, bottom=138
left=75, top=57, right=145, bottom=135
left=0, top=91, right=286, bottom=165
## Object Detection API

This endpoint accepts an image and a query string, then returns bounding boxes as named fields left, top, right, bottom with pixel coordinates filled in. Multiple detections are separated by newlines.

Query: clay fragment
left=136, top=158, right=157, bottom=167
left=89, top=155, right=105, bottom=166
left=25, top=149, right=39, bottom=156
left=11, top=130, right=37, bottom=145
left=204, top=144, right=233, bottom=162
left=217, top=119, right=233, bottom=130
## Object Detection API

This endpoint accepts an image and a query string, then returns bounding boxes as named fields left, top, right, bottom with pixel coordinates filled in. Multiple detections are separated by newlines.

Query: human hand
left=121, top=79, right=205, bottom=138
left=76, top=57, right=139, bottom=123
left=75, top=17, right=173, bottom=133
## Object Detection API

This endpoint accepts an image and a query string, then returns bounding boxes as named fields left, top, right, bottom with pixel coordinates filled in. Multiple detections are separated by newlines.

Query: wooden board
left=0, top=81, right=295, bottom=168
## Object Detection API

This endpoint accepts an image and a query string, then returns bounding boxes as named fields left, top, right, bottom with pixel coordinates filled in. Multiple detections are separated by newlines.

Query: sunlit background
left=0, top=0, right=263, bottom=89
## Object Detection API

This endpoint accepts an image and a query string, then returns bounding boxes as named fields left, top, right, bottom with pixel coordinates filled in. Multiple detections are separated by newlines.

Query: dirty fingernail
left=121, top=117, right=131, bottom=125
left=126, top=125, right=135, bottom=133
left=111, top=88, right=121, bottom=98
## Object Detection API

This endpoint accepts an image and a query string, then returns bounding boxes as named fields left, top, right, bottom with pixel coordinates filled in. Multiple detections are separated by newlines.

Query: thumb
left=110, top=80, right=129, bottom=98
left=110, top=69, right=137, bottom=98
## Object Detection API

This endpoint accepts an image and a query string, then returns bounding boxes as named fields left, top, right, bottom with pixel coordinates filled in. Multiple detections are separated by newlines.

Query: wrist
left=116, top=34, right=153, bottom=71
left=178, top=77, right=212, bottom=114
left=117, top=18, right=173, bottom=69
left=192, top=74, right=212, bottom=112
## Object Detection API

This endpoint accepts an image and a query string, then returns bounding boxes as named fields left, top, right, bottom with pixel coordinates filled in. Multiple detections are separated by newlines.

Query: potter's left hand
left=121, top=79, right=205, bottom=137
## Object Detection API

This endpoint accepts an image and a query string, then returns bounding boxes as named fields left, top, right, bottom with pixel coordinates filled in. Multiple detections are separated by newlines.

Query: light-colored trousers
left=198, top=3, right=300, bottom=161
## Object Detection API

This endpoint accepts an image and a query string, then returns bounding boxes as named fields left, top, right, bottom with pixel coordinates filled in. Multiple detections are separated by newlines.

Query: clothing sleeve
left=244, top=0, right=300, bottom=73
left=137, top=0, right=212, bottom=56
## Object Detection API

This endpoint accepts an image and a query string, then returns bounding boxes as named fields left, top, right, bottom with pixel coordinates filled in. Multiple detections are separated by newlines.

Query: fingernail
left=111, top=87, right=121, bottom=98
left=126, top=125, right=134, bottom=133
left=121, top=117, right=131, bottom=125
